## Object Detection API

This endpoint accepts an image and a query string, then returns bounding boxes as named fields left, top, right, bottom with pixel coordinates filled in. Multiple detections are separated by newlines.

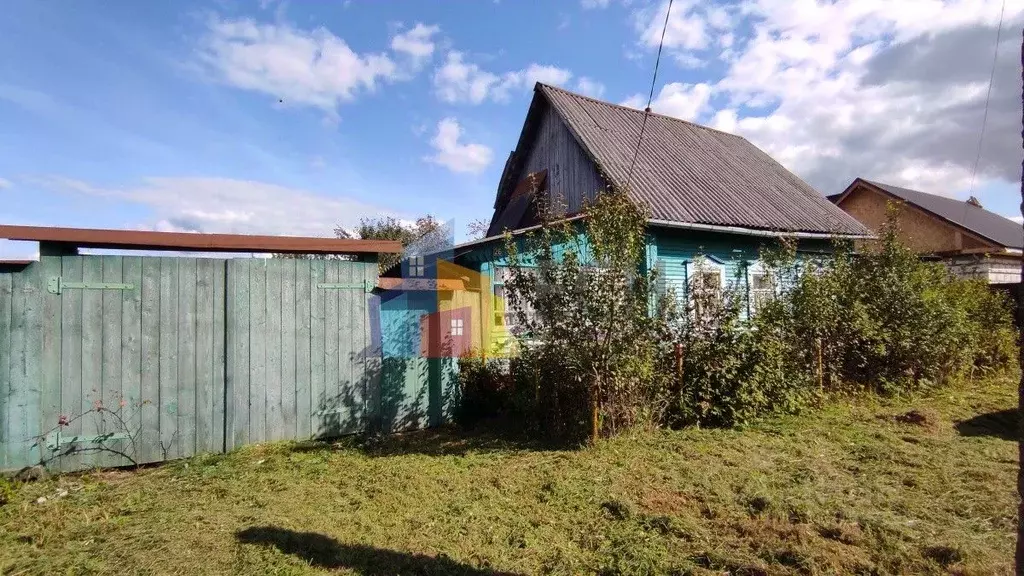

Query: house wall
left=839, top=184, right=993, bottom=253
left=516, top=104, right=606, bottom=216
left=455, top=226, right=836, bottom=325
left=945, top=255, right=1022, bottom=284
left=650, top=227, right=833, bottom=317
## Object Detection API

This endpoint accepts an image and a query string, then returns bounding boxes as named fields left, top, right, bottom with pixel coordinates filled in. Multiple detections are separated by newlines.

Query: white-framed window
left=450, top=318, right=464, bottom=336
left=409, top=255, right=425, bottom=277
left=493, top=266, right=537, bottom=335
left=747, top=261, right=776, bottom=316
left=686, top=258, right=725, bottom=320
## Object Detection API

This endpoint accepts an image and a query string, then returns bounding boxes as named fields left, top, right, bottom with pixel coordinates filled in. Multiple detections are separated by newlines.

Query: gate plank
left=212, top=259, right=226, bottom=453
left=265, top=259, right=283, bottom=441
left=338, top=260, right=356, bottom=433
left=0, top=270, right=12, bottom=468
left=100, top=256, right=124, bottom=468
left=120, top=257, right=143, bottom=465
left=59, top=257, right=84, bottom=471
left=249, top=260, right=267, bottom=443
left=39, top=257, right=62, bottom=470
left=158, top=258, right=180, bottom=461
left=280, top=259, right=297, bottom=440
left=139, top=258, right=161, bottom=464
left=294, top=260, right=311, bottom=439
left=79, top=257, right=104, bottom=469
left=322, top=261, right=339, bottom=437
left=177, top=259, right=197, bottom=458
left=309, top=260, right=325, bottom=436
left=227, top=259, right=250, bottom=450
left=195, top=259, right=216, bottom=455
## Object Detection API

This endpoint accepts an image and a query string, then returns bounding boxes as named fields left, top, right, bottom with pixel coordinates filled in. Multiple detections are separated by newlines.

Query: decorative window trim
left=746, top=261, right=777, bottom=316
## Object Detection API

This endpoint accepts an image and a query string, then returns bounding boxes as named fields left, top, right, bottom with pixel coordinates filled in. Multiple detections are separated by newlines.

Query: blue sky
left=1, top=0, right=1020, bottom=258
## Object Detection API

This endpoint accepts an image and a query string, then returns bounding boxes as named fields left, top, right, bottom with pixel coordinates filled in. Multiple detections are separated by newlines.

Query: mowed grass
left=0, top=377, right=1018, bottom=576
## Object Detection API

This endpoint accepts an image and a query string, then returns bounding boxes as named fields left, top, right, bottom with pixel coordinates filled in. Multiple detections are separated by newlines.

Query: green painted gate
left=0, top=255, right=380, bottom=472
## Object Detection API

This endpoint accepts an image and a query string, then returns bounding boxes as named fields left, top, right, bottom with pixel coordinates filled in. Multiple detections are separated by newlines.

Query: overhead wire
left=624, top=0, right=674, bottom=192
left=965, top=0, right=1006, bottom=209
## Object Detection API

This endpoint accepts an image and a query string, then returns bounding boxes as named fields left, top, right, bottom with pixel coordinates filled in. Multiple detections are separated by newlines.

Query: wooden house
left=451, top=83, right=869, bottom=345
left=830, top=178, right=1022, bottom=284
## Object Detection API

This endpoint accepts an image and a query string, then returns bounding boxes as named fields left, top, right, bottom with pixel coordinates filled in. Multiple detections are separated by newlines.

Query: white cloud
left=390, top=22, right=441, bottom=68
left=575, top=77, right=606, bottom=98
left=432, top=52, right=575, bottom=104
left=622, top=82, right=712, bottom=121
left=426, top=118, right=494, bottom=174
left=630, top=0, right=1024, bottom=196
left=0, top=177, right=11, bottom=190
left=1011, top=216, right=1024, bottom=225
left=37, top=176, right=396, bottom=236
left=200, top=17, right=409, bottom=113
left=581, top=0, right=611, bottom=8
left=433, top=51, right=501, bottom=104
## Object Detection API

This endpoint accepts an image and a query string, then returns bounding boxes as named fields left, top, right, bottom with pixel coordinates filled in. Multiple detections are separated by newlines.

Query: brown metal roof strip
left=0, top=225, right=403, bottom=254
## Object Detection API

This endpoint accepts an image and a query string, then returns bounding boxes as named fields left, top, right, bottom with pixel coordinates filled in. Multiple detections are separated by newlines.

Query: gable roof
left=834, top=179, right=1023, bottom=250
left=492, top=83, right=868, bottom=237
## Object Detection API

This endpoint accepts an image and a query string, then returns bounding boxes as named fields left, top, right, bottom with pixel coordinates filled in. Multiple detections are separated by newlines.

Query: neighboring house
left=449, top=83, right=869, bottom=346
left=829, top=178, right=1023, bottom=284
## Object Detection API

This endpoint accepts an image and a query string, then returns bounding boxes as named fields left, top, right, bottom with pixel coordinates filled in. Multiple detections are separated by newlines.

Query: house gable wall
left=509, top=104, right=606, bottom=218
left=839, top=184, right=995, bottom=254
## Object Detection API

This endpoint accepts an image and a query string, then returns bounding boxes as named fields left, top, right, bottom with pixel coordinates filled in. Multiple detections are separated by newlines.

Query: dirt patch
left=639, top=489, right=692, bottom=515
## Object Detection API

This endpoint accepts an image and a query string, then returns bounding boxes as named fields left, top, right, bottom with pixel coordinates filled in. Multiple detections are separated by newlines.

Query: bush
left=760, top=204, right=1018, bottom=394
left=454, top=352, right=513, bottom=428
left=500, top=190, right=673, bottom=442
left=669, top=272, right=815, bottom=428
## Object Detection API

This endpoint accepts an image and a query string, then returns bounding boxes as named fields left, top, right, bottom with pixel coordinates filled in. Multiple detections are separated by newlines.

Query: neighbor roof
left=836, top=179, right=1023, bottom=250
left=494, top=83, right=868, bottom=236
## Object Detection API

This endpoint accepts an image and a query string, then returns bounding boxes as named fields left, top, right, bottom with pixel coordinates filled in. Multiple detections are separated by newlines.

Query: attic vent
left=966, top=196, right=982, bottom=208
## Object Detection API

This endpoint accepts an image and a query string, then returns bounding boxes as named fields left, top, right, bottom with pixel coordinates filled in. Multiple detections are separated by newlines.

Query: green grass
left=1, top=377, right=1018, bottom=575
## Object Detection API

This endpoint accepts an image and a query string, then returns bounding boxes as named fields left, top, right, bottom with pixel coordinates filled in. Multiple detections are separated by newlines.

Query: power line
left=967, top=0, right=1006, bottom=198
left=624, top=0, right=674, bottom=193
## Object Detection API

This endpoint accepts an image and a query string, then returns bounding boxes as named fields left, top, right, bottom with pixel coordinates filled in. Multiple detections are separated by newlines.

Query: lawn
left=0, top=376, right=1018, bottom=575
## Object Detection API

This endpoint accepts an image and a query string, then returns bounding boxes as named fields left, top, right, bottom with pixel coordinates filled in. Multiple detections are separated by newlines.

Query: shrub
left=501, top=190, right=673, bottom=442
left=454, top=352, right=513, bottom=428
left=760, top=204, right=1018, bottom=394
left=669, top=275, right=815, bottom=428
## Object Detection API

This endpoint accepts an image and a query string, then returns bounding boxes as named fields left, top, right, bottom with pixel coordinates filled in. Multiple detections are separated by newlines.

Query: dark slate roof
left=534, top=84, right=868, bottom=236
left=862, top=180, right=1023, bottom=249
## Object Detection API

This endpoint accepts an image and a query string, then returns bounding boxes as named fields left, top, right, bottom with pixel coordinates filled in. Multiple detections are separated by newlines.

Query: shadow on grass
left=955, top=408, right=1017, bottom=441
left=236, top=526, right=523, bottom=575
left=288, top=422, right=578, bottom=458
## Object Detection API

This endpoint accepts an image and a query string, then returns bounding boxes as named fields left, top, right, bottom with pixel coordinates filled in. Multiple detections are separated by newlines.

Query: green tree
left=352, top=215, right=443, bottom=273
left=503, top=190, right=672, bottom=444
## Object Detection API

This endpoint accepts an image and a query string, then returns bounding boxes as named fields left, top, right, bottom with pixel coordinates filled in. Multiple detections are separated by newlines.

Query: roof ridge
left=536, top=82, right=745, bottom=140
left=865, top=179, right=995, bottom=214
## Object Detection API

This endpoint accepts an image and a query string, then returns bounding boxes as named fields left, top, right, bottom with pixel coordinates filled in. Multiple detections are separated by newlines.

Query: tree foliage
left=355, top=215, right=443, bottom=273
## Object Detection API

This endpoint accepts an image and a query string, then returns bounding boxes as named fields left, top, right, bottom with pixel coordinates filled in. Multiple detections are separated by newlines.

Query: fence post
left=816, top=337, right=824, bottom=392
left=674, top=342, right=684, bottom=380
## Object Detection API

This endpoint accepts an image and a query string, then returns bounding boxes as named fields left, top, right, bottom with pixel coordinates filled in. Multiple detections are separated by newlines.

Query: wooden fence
left=0, top=254, right=402, bottom=472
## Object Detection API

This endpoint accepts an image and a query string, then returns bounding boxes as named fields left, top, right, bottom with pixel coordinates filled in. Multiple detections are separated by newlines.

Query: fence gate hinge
left=316, top=280, right=375, bottom=293
left=47, top=277, right=135, bottom=295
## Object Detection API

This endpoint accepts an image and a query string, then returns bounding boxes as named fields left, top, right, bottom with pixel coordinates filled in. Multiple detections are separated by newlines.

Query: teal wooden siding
left=0, top=255, right=386, bottom=473
left=651, top=228, right=832, bottom=316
